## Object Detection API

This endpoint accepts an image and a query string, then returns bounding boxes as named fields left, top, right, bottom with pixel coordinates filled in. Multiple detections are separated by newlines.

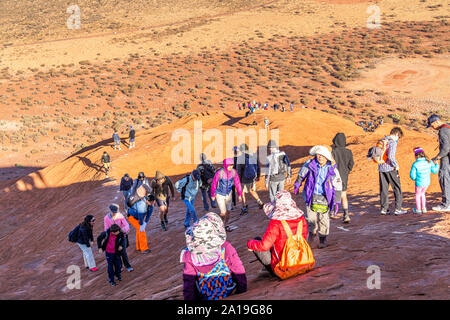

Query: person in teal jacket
left=410, top=147, right=439, bottom=214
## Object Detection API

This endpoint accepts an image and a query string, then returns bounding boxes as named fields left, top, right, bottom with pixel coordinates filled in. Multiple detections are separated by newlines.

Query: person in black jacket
left=120, top=173, right=133, bottom=211
left=236, top=144, right=264, bottom=215
left=97, top=224, right=125, bottom=286
left=331, top=133, right=354, bottom=223
left=76, top=215, right=98, bottom=272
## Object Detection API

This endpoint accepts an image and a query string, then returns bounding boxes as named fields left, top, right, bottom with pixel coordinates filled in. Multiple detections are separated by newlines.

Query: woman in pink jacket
left=211, top=158, right=243, bottom=232
left=181, top=212, right=247, bottom=300
left=104, top=204, right=133, bottom=272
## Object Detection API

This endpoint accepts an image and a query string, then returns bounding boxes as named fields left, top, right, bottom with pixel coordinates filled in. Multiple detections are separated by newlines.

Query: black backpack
left=181, top=175, right=191, bottom=200
left=243, top=155, right=258, bottom=180
left=200, top=164, right=216, bottom=184
left=68, top=225, right=80, bottom=243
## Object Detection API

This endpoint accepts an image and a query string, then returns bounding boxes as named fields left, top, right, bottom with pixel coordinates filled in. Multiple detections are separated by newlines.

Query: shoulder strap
left=296, top=221, right=303, bottom=237
left=280, top=220, right=293, bottom=238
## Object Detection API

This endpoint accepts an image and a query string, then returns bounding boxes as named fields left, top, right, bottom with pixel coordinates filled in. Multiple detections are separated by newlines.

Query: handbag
left=310, top=194, right=329, bottom=213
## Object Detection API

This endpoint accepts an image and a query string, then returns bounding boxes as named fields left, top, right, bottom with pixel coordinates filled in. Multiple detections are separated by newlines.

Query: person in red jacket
left=247, top=190, right=308, bottom=277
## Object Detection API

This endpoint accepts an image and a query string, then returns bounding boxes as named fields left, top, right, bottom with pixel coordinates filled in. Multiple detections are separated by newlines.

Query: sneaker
left=394, top=209, right=408, bottom=215
left=126, top=267, right=134, bottom=272
left=110, top=281, right=117, bottom=287
left=141, top=249, right=151, bottom=254
left=89, top=267, right=99, bottom=272
left=164, top=215, right=168, bottom=224
left=422, top=209, right=427, bottom=214
left=161, top=221, right=167, bottom=231
left=257, top=201, right=264, bottom=210
left=380, top=209, right=390, bottom=215
left=116, top=276, right=122, bottom=281
left=240, top=206, right=248, bottom=216
left=432, top=204, right=450, bottom=212
left=343, top=215, right=351, bottom=223
left=413, top=208, right=422, bottom=215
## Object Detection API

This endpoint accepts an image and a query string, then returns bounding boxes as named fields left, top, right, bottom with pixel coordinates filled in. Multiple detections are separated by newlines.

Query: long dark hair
left=80, top=215, right=94, bottom=230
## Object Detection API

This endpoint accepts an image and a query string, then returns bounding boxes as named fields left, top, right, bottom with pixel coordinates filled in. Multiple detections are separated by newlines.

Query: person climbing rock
left=150, top=170, right=175, bottom=231
left=211, top=158, right=242, bottom=232
left=101, top=151, right=111, bottom=177
left=104, top=204, right=133, bottom=272
left=331, top=133, right=354, bottom=223
left=175, top=170, right=202, bottom=229
left=236, top=143, right=264, bottom=215
left=294, top=146, right=341, bottom=249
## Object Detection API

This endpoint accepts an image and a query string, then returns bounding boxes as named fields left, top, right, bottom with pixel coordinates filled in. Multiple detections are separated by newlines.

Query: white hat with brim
left=310, top=145, right=334, bottom=162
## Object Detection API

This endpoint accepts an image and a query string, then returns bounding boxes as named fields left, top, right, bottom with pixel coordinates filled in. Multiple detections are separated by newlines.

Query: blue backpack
left=196, top=248, right=236, bottom=300
left=243, top=155, right=258, bottom=181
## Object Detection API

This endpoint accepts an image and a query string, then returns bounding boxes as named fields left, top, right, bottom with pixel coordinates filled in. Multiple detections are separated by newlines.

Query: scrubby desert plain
left=0, top=0, right=448, bottom=300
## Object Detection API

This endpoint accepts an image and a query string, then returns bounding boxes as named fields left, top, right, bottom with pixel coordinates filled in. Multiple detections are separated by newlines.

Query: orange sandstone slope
left=0, top=109, right=448, bottom=300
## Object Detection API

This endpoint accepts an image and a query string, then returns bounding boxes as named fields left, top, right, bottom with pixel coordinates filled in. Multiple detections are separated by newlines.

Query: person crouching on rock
left=247, top=190, right=307, bottom=278
left=294, top=146, right=341, bottom=249
left=181, top=212, right=247, bottom=300
left=97, top=223, right=125, bottom=287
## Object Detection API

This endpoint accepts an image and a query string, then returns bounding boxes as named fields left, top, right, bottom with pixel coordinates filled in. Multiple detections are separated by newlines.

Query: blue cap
left=192, top=170, right=200, bottom=180
left=426, top=114, right=440, bottom=128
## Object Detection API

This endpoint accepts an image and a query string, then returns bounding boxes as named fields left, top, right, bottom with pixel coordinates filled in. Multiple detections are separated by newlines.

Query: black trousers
left=379, top=170, right=403, bottom=211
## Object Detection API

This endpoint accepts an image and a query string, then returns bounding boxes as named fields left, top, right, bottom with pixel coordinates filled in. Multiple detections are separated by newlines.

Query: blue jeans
left=183, top=199, right=198, bottom=228
left=105, top=252, right=122, bottom=283
left=200, top=188, right=216, bottom=211
left=122, top=190, right=131, bottom=210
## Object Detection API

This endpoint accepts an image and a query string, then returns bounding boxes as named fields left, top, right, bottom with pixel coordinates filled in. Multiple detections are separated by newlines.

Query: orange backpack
left=273, top=220, right=315, bottom=280
left=367, top=138, right=389, bottom=164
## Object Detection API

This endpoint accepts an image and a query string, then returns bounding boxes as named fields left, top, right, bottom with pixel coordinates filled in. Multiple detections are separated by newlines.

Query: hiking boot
left=307, top=232, right=315, bottom=244
left=432, top=204, right=450, bottom=212
left=394, top=209, right=408, bottom=216
left=380, top=209, right=390, bottom=215
left=257, top=200, right=264, bottom=210
left=413, top=208, right=422, bottom=215
left=126, top=267, right=134, bottom=272
left=318, top=236, right=328, bottom=249
left=161, top=221, right=167, bottom=231
left=343, top=214, right=351, bottom=224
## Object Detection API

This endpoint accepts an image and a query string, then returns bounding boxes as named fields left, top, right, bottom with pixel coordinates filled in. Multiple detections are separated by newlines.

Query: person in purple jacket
left=180, top=212, right=247, bottom=300
left=294, top=146, right=342, bottom=249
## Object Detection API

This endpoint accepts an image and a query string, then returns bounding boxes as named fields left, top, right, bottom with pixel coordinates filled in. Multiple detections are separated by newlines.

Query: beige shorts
left=242, top=181, right=256, bottom=193
left=215, top=193, right=232, bottom=214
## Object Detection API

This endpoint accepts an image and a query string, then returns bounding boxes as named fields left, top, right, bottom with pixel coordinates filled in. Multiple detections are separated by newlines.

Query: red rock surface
left=0, top=109, right=448, bottom=299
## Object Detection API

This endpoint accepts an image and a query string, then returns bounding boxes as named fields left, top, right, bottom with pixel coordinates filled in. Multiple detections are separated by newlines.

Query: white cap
left=309, top=145, right=334, bottom=162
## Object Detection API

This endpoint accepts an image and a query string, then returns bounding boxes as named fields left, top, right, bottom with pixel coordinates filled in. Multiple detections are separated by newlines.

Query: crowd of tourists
left=68, top=114, right=449, bottom=297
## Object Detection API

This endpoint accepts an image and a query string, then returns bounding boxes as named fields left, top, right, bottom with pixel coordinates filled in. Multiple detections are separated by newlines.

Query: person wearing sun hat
left=293, top=145, right=342, bottom=248
left=247, top=190, right=308, bottom=277
left=426, top=114, right=450, bottom=212
left=180, top=212, right=247, bottom=300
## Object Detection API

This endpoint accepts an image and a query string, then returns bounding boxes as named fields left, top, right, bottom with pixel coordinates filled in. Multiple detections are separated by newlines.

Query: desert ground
left=0, top=0, right=448, bottom=300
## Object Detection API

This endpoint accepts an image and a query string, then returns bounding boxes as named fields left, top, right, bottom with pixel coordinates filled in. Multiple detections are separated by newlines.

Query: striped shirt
left=378, top=136, right=398, bottom=173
